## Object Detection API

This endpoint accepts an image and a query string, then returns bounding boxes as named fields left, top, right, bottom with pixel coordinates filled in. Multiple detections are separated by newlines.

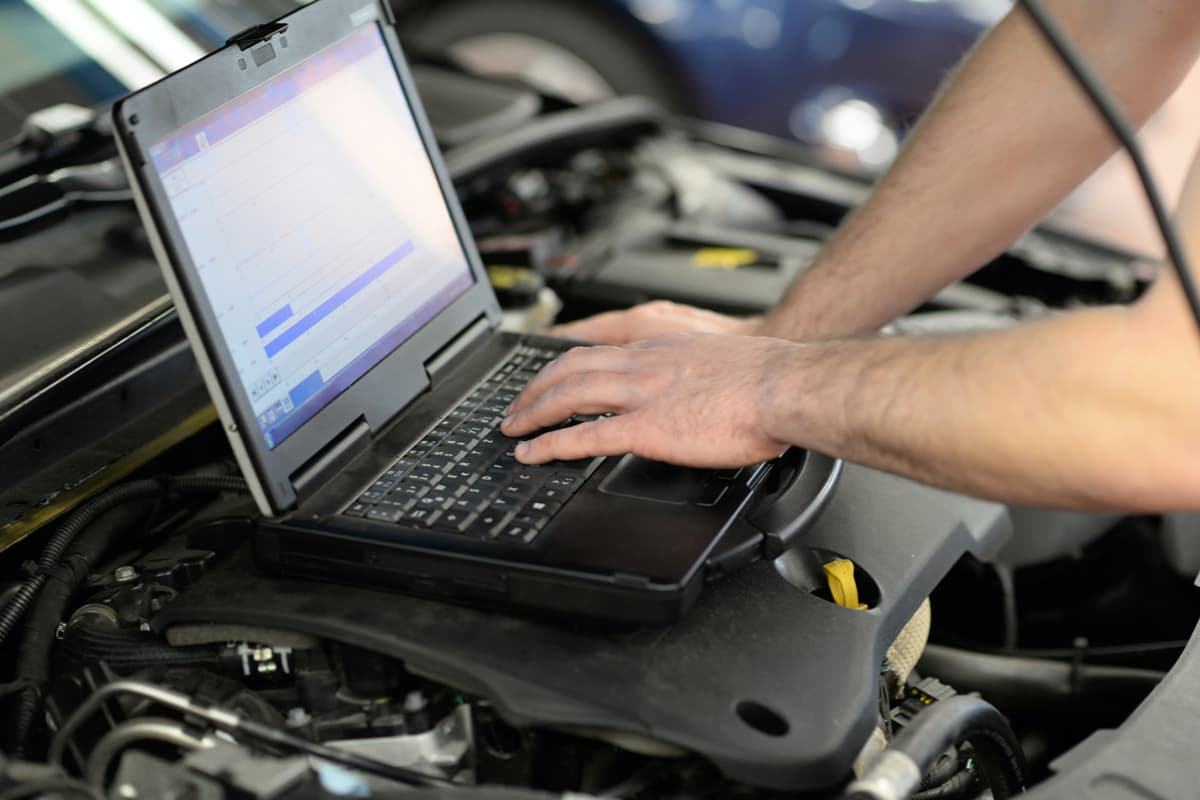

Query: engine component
left=48, top=678, right=451, bottom=789
left=846, top=695, right=1026, bottom=800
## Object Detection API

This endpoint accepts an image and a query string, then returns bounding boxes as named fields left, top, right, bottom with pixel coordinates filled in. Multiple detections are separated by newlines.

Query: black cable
left=0, top=475, right=247, bottom=646
left=917, top=644, right=1163, bottom=717
left=9, top=503, right=150, bottom=758
left=1016, top=0, right=1200, bottom=332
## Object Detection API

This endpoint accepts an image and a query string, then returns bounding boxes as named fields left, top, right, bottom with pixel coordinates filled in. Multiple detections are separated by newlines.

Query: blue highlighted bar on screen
left=263, top=240, right=415, bottom=359
left=256, top=304, right=294, bottom=338
left=287, top=369, right=324, bottom=409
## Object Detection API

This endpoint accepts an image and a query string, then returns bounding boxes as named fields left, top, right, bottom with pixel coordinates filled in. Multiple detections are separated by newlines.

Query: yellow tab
left=691, top=248, right=758, bottom=270
left=823, top=559, right=868, bottom=610
left=486, top=265, right=532, bottom=288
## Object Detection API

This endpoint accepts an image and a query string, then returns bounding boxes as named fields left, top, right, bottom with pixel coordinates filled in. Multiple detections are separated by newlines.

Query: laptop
left=112, top=0, right=842, bottom=624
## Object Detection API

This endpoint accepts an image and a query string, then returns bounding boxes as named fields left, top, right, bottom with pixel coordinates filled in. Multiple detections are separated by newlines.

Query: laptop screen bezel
left=113, top=0, right=502, bottom=514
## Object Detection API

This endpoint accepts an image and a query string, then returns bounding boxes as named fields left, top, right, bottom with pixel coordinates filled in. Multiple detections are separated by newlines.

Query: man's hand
left=545, top=300, right=762, bottom=344
left=500, top=333, right=791, bottom=466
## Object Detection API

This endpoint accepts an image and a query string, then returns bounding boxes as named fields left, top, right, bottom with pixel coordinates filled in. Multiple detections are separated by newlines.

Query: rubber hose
left=912, top=770, right=978, bottom=800
left=919, top=644, right=1164, bottom=716
left=61, top=622, right=222, bottom=670
left=0, top=475, right=246, bottom=645
left=846, top=696, right=1026, bottom=800
left=893, top=696, right=1025, bottom=798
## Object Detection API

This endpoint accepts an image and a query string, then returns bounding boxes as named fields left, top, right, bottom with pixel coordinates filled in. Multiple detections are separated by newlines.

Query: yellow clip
left=823, top=559, right=868, bottom=610
left=691, top=248, right=758, bottom=270
left=486, top=265, right=532, bottom=288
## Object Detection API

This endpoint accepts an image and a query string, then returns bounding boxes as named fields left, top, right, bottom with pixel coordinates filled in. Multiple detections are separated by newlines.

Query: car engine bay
left=1, top=65, right=1199, bottom=800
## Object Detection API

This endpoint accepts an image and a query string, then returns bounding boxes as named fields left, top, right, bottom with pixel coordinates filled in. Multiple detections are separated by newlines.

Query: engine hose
left=918, top=644, right=1164, bottom=717
left=843, top=696, right=1026, bottom=800
left=61, top=621, right=223, bottom=670
left=0, top=475, right=246, bottom=645
left=912, top=770, right=979, bottom=800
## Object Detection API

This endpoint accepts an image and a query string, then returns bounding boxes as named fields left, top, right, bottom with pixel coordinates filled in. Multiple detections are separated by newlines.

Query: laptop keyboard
left=342, top=345, right=598, bottom=546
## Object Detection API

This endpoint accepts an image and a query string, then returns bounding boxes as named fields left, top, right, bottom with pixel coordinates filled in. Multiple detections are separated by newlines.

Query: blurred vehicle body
left=401, top=0, right=1008, bottom=169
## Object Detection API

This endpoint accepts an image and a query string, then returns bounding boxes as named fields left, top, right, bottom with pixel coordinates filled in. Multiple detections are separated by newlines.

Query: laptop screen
left=149, top=26, right=475, bottom=449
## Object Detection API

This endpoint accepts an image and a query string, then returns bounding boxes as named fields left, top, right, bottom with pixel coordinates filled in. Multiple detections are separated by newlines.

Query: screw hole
left=736, top=700, right=789, bottom=737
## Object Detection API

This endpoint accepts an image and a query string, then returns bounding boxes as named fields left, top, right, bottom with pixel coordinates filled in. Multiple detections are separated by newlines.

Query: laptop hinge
left=424, top=315, right=491, bottom=380
left=290, top=416, right=372, bottom=500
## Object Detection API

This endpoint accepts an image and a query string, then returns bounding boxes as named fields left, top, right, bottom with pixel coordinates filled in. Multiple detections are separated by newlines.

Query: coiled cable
left=0, top=475, right=246, bottom=645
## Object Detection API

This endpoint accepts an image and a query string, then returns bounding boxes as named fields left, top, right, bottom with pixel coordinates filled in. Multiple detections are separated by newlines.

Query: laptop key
left=467, top=510, right=512, bottom=537
left=366, top=506, right=405, bottom=523
left=515, top=512, right=551, bottom=530
left=546, top=473, right=583, bottom=491
left=488, top=494, right=520, bottom=513
left=421, top=456, right=456, bottom=474
left=497, top=522, right=539, bottom=544
left=432, top=510, right=476, bottom=532
left=474, top=472, right=504, bottom=489
left=389, top=482, right=428, bottom=500
left=344, top=501, right=371, bottom=517
left=402, top=507, right=438, bottom=527
left=448, top=497, right=477, bottom=514
left=434, top=478, right=472, bottom=498
left=534, top=487, right=569, bottom=504
left=463, top=484, right=499, bottom=505
left=526, top=498, right=562, bottom=515
left=378, top=496, right=416, bottom=512
left=500, top=484, right=536, bottom=502
left=408, top=468, right=442, bottom=485
left=509, top=470, right=547, bottom=487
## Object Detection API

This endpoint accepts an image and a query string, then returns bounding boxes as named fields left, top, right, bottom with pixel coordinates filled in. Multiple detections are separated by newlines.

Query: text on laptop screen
left=150, top=26, right=475, bottom=449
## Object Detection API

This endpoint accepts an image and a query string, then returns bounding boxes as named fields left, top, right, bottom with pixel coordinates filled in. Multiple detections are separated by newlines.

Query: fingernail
left=515, top=441, right=529, bottom=456
left=505, top=402, right=514, bottom=414
left=502, top=415, right=513, bottom=429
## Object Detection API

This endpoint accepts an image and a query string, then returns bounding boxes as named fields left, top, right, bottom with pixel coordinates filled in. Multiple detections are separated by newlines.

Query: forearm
left=764, top=306, right=1200, bottom=511
left=764, top=0, right=1200, bottom=340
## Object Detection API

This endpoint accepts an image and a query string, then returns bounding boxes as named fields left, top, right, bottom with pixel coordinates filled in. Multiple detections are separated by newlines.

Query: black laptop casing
left=113, top=0, right=841, bottom=625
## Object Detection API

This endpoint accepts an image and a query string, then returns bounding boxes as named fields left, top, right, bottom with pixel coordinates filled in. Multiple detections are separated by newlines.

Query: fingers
left=514, top=415, right=636, bottom=464
left=544, top=310, right=641, bottom=344
left=507, top=345, right=631, bottom=417
left=501, top=372, right=632, bottom=436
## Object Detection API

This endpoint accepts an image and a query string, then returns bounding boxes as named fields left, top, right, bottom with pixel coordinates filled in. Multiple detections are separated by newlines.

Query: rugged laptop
left=112, top=0, right=841, bottom=624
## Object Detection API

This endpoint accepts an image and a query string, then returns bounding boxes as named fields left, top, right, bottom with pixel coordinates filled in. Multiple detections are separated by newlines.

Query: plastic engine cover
left=155, top=464, right=1011, bottom=791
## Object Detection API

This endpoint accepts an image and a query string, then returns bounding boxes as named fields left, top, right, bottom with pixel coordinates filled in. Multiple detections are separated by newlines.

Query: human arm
left=504, top=277, right=1200, bottom=511
left=547, top=0, right=1200, bottom=344
left=501, top=151, right=1200, bottom=512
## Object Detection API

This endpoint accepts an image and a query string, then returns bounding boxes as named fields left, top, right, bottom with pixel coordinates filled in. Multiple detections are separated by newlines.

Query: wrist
left=754, top=340, right=845, bottom=454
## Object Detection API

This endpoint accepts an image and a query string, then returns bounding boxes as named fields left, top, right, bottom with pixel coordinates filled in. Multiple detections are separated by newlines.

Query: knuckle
left=644, top=300, right=675, bottom=315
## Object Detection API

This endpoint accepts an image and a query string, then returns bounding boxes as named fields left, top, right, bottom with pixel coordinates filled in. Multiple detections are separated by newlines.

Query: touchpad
left=598, top=454, right=710, bottom=505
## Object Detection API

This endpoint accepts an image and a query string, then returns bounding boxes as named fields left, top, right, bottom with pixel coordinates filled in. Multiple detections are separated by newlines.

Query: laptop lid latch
left=290, top=416, right=372, bottom=501
left=227, top=22, right=288, bottom=51
left=424, top=315, right=491, bottom=380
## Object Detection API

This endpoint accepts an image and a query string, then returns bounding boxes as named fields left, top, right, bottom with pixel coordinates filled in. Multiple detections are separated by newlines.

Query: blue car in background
left=401, top=0, right=1007, bottom=169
